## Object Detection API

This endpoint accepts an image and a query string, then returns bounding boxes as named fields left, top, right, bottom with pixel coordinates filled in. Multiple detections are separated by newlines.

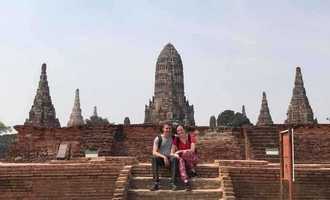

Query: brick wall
left=8, top=124, right=330, bottom=163
left=111, top=125, right=247, bottom=163
left=9, top=125, right=116, bottom=161
left=0, top=157, right=136, bottom=200
left=198, top=130, right=245, bottom=162
left=218, top=161, right=330, bottom=200
left=110, top=124, right=159, bottom=162
left=244, top=124, right=330, bottom=164
left=293, top=125, right=330, bottom=164
left=244, top=126, right=280, bottom=162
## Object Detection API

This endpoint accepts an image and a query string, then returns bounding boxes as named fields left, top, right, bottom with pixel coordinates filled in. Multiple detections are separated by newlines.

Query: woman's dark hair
left=185, top=126, right=196, bottom=132
left=175, top=124, right=184, bottom=130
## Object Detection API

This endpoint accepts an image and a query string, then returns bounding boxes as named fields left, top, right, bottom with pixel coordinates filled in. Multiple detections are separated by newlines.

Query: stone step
left=128, top=189, right=223, bottom=200
left=130, top=177, right=221, bottom=190
left=132, top=163, right=219, bottom=178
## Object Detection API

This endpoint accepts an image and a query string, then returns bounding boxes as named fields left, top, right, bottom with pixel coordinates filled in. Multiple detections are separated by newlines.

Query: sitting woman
left=171, top=125, right=198, bottom=190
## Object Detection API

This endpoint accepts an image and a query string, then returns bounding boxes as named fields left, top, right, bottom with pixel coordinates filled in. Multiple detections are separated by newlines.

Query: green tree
left=0, top=121, right=11, bottom=135
left=0, top=134, right=16, bottom=158
left=232, top=112, right=251, bottom=127
left=217, top=110, right=252, bottom=127
left=217, top=110, right=235, bottom=126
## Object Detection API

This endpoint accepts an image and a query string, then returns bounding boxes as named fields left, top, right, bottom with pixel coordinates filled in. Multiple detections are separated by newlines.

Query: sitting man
left=151, top=123, right=178, bottom=191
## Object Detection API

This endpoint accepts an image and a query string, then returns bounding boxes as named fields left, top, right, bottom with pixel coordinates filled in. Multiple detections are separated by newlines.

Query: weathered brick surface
left=8, top=124, right=330, bottom=164
left=198, top=131, right=245, bottom=162
left=244, top=126, right=280, bottom=163
left=110, top=125, right=159, bottom=162
left=4, top=123, right=330, bottom=199
left=112, top=165, right=133, bottom=200
left=293, top=125, right=330, bottom=164
left=8, top=125, right=116, bottom=161
left=219, top=160, right=330, bottom=200
left=0, top=157, right=136, bottom=200
left=244, top=124, right=330, bottom=164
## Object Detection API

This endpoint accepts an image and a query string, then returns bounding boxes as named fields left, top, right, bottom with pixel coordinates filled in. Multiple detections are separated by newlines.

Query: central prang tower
left=144, top=43, right=195, bottom=126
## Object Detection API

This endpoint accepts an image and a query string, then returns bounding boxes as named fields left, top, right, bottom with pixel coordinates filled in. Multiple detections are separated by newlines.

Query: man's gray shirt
left=153, top=135, right=172, bottom=156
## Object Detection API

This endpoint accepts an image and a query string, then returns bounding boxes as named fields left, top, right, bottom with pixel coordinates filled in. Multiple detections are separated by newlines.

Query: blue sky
left=0, top=0, right=329, bottom=127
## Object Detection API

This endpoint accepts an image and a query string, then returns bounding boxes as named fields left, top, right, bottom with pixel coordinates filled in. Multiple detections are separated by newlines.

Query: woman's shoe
left=184, top=181, right=192, bottom=191
left=150, top=183, right=159, bottom=191
left=190, top=170, right=197, bottom=177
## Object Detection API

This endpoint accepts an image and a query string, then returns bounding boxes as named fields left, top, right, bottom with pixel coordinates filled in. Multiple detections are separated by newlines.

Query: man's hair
left=159, top=122, right=171, bottom=133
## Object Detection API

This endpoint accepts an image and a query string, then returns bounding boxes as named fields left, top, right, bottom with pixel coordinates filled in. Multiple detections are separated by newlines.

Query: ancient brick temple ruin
left=256, top=92, right=274, bottom=126
left=144, top=43, right=195, bottom=126
left=24, top=63, right=60, bottom=128
left=2, top=48, right=330, bottom=199
left=285, top=67, right=315, bottom=124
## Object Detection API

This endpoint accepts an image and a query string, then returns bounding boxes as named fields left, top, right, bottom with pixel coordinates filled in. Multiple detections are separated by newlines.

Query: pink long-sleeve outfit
left=173, top=134, right=198, bottom=182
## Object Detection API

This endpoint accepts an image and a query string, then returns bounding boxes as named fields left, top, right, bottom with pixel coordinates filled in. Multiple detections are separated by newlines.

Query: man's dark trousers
left=151, top=156, right=178, bottom=184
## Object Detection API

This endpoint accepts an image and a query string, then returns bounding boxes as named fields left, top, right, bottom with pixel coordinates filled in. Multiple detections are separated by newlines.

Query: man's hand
left=176, top=150, right=189, bottom=154
left=175, top=150, right=182, bottom=154
left=163, top=156, right=170, bottom=167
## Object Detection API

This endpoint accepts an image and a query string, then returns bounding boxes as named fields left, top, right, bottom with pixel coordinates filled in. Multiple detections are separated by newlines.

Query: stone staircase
left=127, top=163, right=223, bottom=200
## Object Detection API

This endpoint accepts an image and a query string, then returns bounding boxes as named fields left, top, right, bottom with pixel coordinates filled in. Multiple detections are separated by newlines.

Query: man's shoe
left=150, top=183, right=159, bottom=191
left=171, top=183, right=178, bottom=191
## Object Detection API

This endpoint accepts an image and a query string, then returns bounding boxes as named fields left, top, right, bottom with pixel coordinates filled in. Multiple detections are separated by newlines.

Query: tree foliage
left=85, top=116, right=110, bottom=126
left=0, top=121, right=11, bottom=135
left=0, top=134, right=16, bottom=159
left=232, top=112, right=251, bottom=127
left=217, top=110, right=235, bottom=126
left=217, top=110, right=251, bottom=127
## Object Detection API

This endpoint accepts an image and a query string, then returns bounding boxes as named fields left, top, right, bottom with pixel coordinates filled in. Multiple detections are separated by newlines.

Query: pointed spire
left=209, top=115, right=216, bottom=129
left=257, top=92, right=274, bottom=126
left=285, top=67, right=315, bottom=124
left=85, top=106, right=110, bottom=126
left=25, top=63, right=60, bottom=128
left=242, top=105, right=247, bottom=117
left=93, top=106, right=98, bottom=117
left=67, top=89, right=84, bottom=127
left=294, top=67, right=304, bottom=88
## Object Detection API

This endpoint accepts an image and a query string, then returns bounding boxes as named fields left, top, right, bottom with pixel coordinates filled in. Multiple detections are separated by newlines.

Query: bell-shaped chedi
left=256, top=92, right=274, bottom=126
left=124, top=117, right=131, bottom=125
left=144, top=43, right=195, bottom=125
left=67, top=89, right=84, bottom=127
left=25, top=63, right=60, bottom=128
left=285, top=67, right=315, bottom=124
